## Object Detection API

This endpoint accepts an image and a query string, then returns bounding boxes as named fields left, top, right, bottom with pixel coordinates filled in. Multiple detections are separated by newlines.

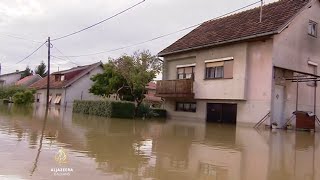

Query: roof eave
left=158, top=31, right=277, bottom=57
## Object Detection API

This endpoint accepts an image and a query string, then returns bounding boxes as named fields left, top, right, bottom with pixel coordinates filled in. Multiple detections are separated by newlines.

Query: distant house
left=16, top=74, right=43, bottom=87
left=29, top=62, right=104, bottom=106
left=156, top=0, right=320, bottom=126
left=0, top=71, right=24, bottom=87
left=144, top=82, right=162, bottom=107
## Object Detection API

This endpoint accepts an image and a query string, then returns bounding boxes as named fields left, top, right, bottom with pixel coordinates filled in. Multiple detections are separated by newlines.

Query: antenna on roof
left=260, top=0, right=264, bottom=23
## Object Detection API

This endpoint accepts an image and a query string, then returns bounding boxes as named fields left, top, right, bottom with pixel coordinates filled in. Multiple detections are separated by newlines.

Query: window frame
left=176, top=66, right=195, bottom=80
left=176, top=102, right=197, bottom=112
left=308, top=20, right=318, bottom=37
left=205, top=65, right=224, bottom=79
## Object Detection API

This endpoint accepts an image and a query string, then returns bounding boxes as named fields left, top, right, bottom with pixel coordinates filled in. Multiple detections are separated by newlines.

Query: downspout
left=64, top=88, right=67, bottom=109
left=296, top=80, right=299, bottom=112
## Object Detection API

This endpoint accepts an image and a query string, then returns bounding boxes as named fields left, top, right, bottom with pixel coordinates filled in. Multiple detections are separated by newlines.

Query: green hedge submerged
left=73, top=100, right=166, bottom=119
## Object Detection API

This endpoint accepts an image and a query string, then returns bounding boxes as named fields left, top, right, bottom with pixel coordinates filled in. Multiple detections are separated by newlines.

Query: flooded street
left=0, top=105, right=319, bottom=180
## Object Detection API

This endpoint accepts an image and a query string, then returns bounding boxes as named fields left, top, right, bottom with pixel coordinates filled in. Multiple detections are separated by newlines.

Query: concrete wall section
left=0, top=73, right=22, bottom=86
left=194, top=43, right=248, bottom=100
left=273, top=0, right=320, bottom=74
left=64, top=66, right=104, bottom=106
left=163, top=42, right=248, bottom=100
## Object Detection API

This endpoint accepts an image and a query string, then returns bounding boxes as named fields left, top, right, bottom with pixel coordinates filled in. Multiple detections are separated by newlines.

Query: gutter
left=158, top=31, right=276, bottom=57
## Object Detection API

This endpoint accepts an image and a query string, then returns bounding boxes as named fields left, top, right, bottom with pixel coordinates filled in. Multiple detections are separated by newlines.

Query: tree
left=35, top=61, right=47, bottom=77
left=12, top=90, right=35, bottom=105
left=90, top=50, right=162, bottom=113
left=21, top=66, right=33, bottom=79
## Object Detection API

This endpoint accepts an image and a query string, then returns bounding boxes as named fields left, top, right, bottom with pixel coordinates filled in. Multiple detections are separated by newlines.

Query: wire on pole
left=56, top=0, right=261, bottom=58
left=16, top=41, right=47, bottom=64
left=51, top=0, right=145, bottom=41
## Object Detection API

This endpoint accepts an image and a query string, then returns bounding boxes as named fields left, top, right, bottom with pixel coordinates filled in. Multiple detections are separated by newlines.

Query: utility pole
left=46, top=37, right=51, bottom=108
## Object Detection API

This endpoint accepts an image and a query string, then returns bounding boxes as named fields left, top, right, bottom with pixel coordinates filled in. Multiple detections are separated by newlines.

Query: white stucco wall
left=273, top=0, right=320, bottom=74
left=162, top=39, right=273, bottom=125
left=35, top=65, right=104, bottom=106
left=272, top=0, right=320, bottom=128
left=164, top=42, right=248, bottom=100
left=63, top=66, right=104, bottom=106
left=0, top=73, right=22, bottom=86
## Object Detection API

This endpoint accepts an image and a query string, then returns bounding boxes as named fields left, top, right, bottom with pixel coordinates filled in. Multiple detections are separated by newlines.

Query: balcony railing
left=155, top=79, right=194, bottom=98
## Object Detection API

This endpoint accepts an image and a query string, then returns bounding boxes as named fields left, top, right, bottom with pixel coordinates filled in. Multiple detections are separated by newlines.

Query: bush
left=152, top=109, right=167, bottom=118
left=73, top=100, right=135, bottom=119
left=12, top=90, right=35, bottom=105
left=0, top=86, right=29, bottom=99
left=136, top=104, right=167, bottom=118
left=111, top=101, right=135, bottom=118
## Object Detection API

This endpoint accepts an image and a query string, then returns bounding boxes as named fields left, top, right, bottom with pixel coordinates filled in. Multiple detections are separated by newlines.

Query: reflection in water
left=0, top=104, right=319, bottom=180
left=30, top=107, right=49, bottom=176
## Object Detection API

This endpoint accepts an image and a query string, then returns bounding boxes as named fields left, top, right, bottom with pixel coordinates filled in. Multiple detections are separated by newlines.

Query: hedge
left=136, top=104, right=167, bottom=118
left=73, top=100, right=135, bottom=119
left=73, top=100, right=166, bottom=119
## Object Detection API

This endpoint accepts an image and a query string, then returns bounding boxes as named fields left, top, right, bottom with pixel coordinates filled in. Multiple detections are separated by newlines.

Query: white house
left=156, top=0, right=320, bottom=127
left=30, top=62, right=104, bottom=106
left=0, top=71, right=24, bottom=87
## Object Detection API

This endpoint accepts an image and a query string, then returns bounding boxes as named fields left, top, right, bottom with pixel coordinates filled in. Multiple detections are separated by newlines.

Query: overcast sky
left=0, top=0, right=277, bottom=74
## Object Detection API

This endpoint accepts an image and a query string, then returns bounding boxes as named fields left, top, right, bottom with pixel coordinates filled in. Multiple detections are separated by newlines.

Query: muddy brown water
left=0, top=105, right=319, bottom=180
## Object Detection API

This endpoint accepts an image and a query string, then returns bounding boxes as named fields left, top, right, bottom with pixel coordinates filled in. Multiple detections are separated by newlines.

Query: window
left=36, top=93, right=41, bottom=102
left=176, top=102, right=196, bottom=112
left=177, top=66, right=194, bottom=79
left=49, top=94, right=53, bottom=103
left=308, top=20, right=317, bottom=37
left=206, top=66, right=224, bottom=79
left=205, top=60, right=233, bottom=79
left=60, top=75, right=65, bottom=81
left=54, top=94, right=62, bottom=105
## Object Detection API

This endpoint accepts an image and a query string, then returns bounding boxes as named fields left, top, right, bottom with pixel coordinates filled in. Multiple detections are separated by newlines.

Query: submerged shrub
left=12, top=90, right=35, bottom=105
left=73, top=100, right=134, bottom=119
left=137, top=103, right=167, bottom=118
left=0, top=86, right=29, bottom=99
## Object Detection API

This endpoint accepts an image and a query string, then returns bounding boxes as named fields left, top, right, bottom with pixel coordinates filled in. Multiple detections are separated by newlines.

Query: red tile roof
left=159, top=0, right=310, bottom=56
left=146, top=82, right=157, bottom=90
left=29, top=62, right=102, bottom=90
left=16, top=74, right=42, bottom=86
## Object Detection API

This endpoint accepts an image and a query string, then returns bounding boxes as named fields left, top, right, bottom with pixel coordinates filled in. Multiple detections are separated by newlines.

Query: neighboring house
left=156, top=0, right=320, bottom=126
left=29, top=62, right=104, bottom=106
left=144, top=82, right=163, bottom=107
left=15, top=74, right=43, bottom=87
left=0, top=71, right=24, bottom=87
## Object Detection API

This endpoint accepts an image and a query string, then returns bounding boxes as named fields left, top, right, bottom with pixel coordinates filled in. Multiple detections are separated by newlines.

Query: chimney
left=260, top=0, right=264, bottom=23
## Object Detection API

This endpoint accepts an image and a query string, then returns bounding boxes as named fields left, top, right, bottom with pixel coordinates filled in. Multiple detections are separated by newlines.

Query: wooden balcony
left=155, top=79, right=194, bottom=98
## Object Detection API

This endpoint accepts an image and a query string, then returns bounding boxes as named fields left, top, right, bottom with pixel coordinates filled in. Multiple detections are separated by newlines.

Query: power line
left=51, top=55, right=79, bottom=66
left=56, top=0, right=261, bottom=58
left=51, top=0, right=145, bottom=41
left=51, top=44, right=79, bottom=65
left=0, top=33, right=43, bottom=43
left=16, top=41, right=47, bottom=64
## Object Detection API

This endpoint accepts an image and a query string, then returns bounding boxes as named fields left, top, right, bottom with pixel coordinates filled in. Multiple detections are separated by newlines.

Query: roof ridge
left=159, top=0, right=311, bottom=56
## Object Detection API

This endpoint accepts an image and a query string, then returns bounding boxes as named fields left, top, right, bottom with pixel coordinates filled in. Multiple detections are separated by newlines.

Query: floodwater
left=0, top=104, right=319, bottom=180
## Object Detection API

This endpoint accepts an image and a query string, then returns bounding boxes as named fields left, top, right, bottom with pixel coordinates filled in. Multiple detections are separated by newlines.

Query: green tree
left=90, top=50, right=162, bottom=113
left=12, top=90, right=35, bottom=105
left=35, top=61, right=47, bottom=77
left=21, top=66, right=33, bottom=79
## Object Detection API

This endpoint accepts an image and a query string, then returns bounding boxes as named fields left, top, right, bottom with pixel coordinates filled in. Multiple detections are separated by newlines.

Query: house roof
left=16, top=74, right=42, bottom=87
left=29, top=62, right=103, bottom=90
left=159, top=0, right=310, bottom=56
left=0, top=71, right=23, bottom=77
left=146, top=82, right=157, bottom=90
